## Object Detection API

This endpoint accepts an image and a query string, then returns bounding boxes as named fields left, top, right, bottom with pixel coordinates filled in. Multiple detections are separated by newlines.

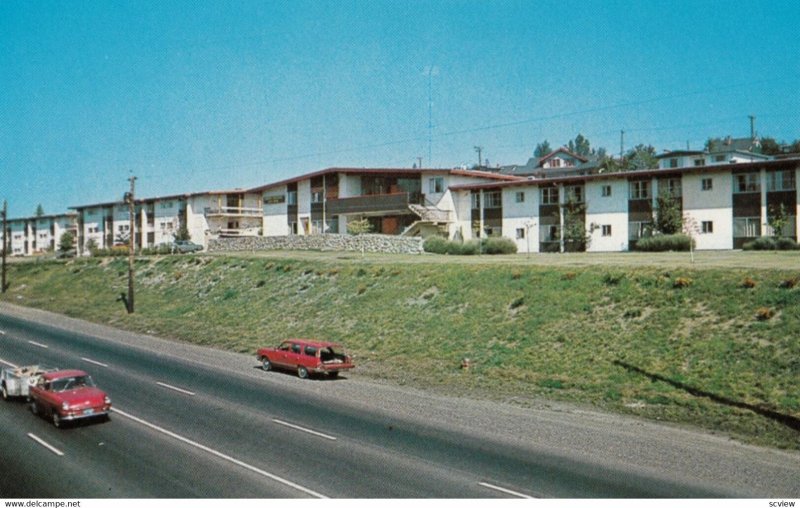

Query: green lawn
left=3, top=250, right=799, bottom=448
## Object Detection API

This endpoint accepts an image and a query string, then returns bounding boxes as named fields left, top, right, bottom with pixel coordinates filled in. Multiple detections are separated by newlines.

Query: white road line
left=478, top=482, right=534, bottom=498
left=156, top=382, right=196, bottom=396
left=272, top=419, right=337, bottom=441
left=27, top=340, right=48, bottom=349
left=28, top=433, right=65, bottom=457
left=111, top=408, right=326, bottom=498
left=0, top=330, right=6, bottom=335
left=81, top=357, right=109, bottom=368
left=0, top=358, right=19, bottom=369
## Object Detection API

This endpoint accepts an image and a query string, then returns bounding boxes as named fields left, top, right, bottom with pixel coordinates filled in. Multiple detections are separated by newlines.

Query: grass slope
left=2, top=253, right=799, bottom=449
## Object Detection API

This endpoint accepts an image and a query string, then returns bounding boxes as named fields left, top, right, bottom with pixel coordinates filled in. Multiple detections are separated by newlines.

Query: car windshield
left=50, top=375, right=96, bottom=392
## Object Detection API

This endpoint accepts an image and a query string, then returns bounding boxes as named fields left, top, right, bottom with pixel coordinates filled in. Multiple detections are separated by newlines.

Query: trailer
left=1, top=365, right=57, bottom=401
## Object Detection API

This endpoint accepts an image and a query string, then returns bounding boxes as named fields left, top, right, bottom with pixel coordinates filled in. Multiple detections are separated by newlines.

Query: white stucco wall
left=501, top=186, right=538, bottom=253
left=682, top=172, right=733, bottom=250
left=262, top=186, right=289, bottom=236
left=585, top=179, right=629, bottom=252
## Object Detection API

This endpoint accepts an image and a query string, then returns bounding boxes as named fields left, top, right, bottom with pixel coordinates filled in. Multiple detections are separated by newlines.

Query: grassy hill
left=2, top=252, right=799, bottom=449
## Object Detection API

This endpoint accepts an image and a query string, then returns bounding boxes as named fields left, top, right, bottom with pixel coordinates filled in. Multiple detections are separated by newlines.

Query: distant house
left=657, top=136, right=771, bottom=169
left=0, top=213, right=77, bottom=256
left=498, top=148, right=600, bottom=178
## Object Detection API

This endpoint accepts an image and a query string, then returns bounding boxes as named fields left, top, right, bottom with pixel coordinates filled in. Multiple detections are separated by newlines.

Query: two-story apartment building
left=449, top=157, right=800, bottom=253
left=250, top=167, right=522, bottom=239
left=0, top=213, right=77, bottom=256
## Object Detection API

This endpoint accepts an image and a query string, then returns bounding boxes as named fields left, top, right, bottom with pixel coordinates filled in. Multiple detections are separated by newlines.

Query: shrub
left=755, top=307, right=775, bottom=321
left=741, top=277, right=757, bottom=289
left=602, top=272, right=624, bottom=286
left=481, top=237, right=518, bottom=254
left=634, top=234, right=694, bottom=252
left=673, top=277, right=693, bottom=288
left=422, top=236, right=449, bottom=254
left=743, top=237, right=799, bottom=251
left=778, top=276, right=799, bottom=289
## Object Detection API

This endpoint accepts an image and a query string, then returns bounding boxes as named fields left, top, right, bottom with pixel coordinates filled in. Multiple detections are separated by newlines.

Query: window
left=290, top=221, right=298, bottom=235
left=565, top=185, right=584, bottom=204
left=311, top=220, right=323, bottom=234
left=701, top=221, right=713, bottom=234
left=629, top=181, right=650, bottom=200
left=484, top=191, right=502, bottom=209
left=734, top=173, right=760, bottom=193
left=516, top=228, right=525, bottom=240
left=118, top=224, right=130, bottom=233
left=767, top=170, right=796, bottom=192
left=601, top=225, right=612, bottom=237
left=629, top=221, right=651, bottom=240
left=662, top=178, right=682, bottom=198
left=160, top=201, right=174, bottom=209
left=541, top=187, right=559, bottom=205
left=733, top=217, right=761, bottom=237
left=287, top=191, right=298, bottom=205
left=515, top=191, right=525, bottom=203
left=548, top=158, right=562, bottom=168
left=701, top=178, right=713, bottom=191
left=714, top=155, right=726, bottom=162
left=304, top=346, right=317, bottom=357
left=291, top=344, right=302, bottom=354
left=601, top=185, right=612, bottom=197
left=429, top=177, right=444, bottom=194
left=311, top=191, right=323, bottom=203
left=540, top=224, right=560, bottom=242
left=669, top=158, right=679, bottom=168
left=693, top=158, right=706, bottom=167
left=471, top=192, right=480, bottom=209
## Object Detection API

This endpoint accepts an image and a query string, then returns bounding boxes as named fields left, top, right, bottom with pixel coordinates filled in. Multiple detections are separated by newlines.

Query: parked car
left=29, top=369, right=111, bottom=428
left=1, top=365, right=57, bottom=401
left=257, top=339, right=355, bottom=379
left=172, top=240, right=203, bottom=253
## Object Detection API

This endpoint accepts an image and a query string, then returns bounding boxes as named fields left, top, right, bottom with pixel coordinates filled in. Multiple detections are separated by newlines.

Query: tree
left=346, top=217, right=373, bottom=235
left=534, top=140, right=552, bottom=158
left=759, top=137, right=782, bottom=156
left=35, top=204, right=45, bottom=217
left=173, top=223, right=191, bottom=242
left=58, top=231, right=75, bottom=254
left=559, top=198, right=592, bottom=252
left=567, top=134, right=592, bottom=157
left=767, top=203, right=790, bottom=237
left=653, top=190, right=683, bottom=234
left=622, top=144, right=658, bottom=171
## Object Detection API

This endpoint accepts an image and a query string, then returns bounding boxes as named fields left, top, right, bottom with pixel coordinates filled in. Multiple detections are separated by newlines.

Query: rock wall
left=208, top=234, right=424, bottom=254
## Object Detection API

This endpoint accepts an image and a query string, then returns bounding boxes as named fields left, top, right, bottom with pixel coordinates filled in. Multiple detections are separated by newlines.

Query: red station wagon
left=29, top=369, right=111, bottom=428
left=257, top=339, right=355, bottom=379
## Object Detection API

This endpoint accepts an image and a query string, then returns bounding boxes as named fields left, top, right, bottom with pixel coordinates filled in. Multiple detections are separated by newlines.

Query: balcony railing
left=326, top=192, right=423, bottom=215
left=204, top=206, right=263, bottom=217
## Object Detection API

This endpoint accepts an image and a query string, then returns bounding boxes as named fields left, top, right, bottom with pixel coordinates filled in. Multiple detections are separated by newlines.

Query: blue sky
left=1, top=0, right=799, bottom=218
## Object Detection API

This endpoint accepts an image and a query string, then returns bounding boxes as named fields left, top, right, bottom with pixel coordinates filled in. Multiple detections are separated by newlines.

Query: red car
left=29, top=369, right=111, bottom=428
left=257, top=339, right=355, bottom=379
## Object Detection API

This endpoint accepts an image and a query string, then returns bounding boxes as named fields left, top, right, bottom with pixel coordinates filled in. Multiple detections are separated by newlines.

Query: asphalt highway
left=0, top=309, right=795, bottom=498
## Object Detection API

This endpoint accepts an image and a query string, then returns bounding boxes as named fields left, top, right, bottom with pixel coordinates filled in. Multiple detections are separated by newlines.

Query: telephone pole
left=126, top=176, right=137, bottom=313
left=1, top=200, right=7, bottom=293
left=474, top=146, right=483, bottom=168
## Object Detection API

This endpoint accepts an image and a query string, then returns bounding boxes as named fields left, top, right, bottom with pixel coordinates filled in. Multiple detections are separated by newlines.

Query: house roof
left=448, top=156, right=800, bottom=192
left=538, top=147, right=589, bottom=165
left=655, top=150, right=705, bottom=159
left=247, top=166, right=523, bottom=193
left=69, top=189, right=255, bottom=210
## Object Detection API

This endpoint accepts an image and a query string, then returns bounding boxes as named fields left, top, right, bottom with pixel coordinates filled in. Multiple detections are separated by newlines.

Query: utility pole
left=1, top=200, right=7, bottom=293
left=416, top=156, right=423, bottom=169
left=125, top=176, right=136, bottom=313
left=620, top=130, right=625, bottom=159
left=474, top=146, right=483, bottom=168
left=749, top=115, right=756, bottom=140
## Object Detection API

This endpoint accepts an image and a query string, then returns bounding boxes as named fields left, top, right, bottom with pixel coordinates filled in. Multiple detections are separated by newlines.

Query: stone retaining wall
left=208, top=234, right=424, bottom=254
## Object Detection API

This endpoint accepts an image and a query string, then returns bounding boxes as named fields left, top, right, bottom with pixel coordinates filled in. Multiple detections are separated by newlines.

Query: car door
left=271, top=341, right=293, bottom=368
left=288, top=342, right=303, bottom=368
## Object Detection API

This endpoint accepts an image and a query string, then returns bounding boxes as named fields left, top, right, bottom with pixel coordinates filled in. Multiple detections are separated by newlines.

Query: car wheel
left=30, top=401, right=39, bottom=415
left=328, top=371, right=339, bottom=379
left=53, top=412, right=62, bottom=428
left=261, top=359, right=272, bottom=372
left=297, top=366, right=309, bottom=379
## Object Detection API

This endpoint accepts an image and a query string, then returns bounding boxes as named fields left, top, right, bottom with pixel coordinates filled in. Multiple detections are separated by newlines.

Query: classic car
left=172, top=240, right=203, bottom=253
left=257, top=339, right=355, bottom=379
left=29, top=369, right=111, bottom=428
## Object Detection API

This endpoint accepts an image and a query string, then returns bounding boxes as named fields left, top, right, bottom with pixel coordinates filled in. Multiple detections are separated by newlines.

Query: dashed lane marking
left=28, top=433, right=65, bottom=457
left=156, top=382, right=196, bottom=396
left=478, top=481, right=534, bottom=498
left=272, top=419, right=337, bottom=441
left=27, top=340, right=48, bottom=349
left=111, top=407, right=326, bottom=498
left=81, top=357, right=109, bottom=368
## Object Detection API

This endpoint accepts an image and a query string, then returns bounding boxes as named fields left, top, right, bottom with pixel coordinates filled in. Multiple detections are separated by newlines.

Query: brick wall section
left=208, top=234, right=424, bottom=254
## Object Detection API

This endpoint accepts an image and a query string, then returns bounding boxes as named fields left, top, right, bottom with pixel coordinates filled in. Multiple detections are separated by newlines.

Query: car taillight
left=104, top=396, right=111, bottom=405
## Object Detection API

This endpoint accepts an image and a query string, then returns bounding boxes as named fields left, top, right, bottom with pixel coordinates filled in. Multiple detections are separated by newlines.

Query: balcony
left=204, top=206, right=263, bottom=218
left=326, top=192, right=423, bottom=215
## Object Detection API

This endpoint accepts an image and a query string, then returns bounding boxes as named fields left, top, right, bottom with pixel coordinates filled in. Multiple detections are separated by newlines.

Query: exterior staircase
left=401, top=204, right=452, bottom=237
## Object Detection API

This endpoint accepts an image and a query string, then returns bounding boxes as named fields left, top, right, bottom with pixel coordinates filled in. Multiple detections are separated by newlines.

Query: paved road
left=1, top=305, right=798, bottom=498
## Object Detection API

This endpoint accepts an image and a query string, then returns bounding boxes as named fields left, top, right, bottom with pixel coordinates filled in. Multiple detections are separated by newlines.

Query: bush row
left=633, top=234, right=694, bottom=252
left=423, top=236, right=518, bottom=255
left=742, top=237, right=799, bottom=251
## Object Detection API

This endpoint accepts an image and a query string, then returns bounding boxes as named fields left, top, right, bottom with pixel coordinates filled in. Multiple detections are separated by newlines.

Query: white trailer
left=1, top=365, right=56, bottom=401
